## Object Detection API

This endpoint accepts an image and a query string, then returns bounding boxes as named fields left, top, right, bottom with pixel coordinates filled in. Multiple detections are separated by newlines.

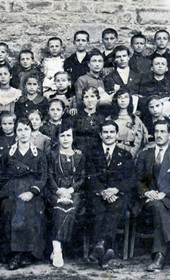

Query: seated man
left=136, top=119, right=170, bottom=272
left=86, top=120, right=134, bottom=267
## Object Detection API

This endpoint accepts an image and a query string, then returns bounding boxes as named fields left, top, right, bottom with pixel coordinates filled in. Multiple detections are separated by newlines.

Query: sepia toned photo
left=0, top=0, right=170, bottom=279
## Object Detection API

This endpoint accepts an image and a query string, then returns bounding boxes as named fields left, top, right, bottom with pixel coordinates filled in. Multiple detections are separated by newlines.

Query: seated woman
left=73, top=86, right=105, bottom=156
left=47, top=121, right=85, bottom=268
left=109, top=88, right=148, bottom=159
left=0, top=117, right=47, bottom=270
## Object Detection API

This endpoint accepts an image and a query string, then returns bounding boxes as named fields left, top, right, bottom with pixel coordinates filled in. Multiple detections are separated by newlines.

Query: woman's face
left=59, top=128, right=73, bottom=149
left=49, top=101, right=64, bottom=122
left=16, top=122, right=32, bottom=143
left=83, top=88, right=99, bottom=110
left=28, top=112, right=42, bottom=131
left=117, top=92, right=130, bottom=109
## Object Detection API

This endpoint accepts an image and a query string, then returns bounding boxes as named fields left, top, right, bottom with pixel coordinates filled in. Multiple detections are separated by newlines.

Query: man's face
left=148, top=99, right=163, bottom=118
left=74, top=34, right=89, bottom=52
left=155, top=32, right=169, bottom=50
left=102, top=33, right=117, bottom=51
left=151, top=57, right=168, bottom=75
left=115, top=50, right=129, bottom=68
left=132, top=38, right=146, bottom=53
left=88, top=55, right=104, bottom=73
left=100, top=124, right=117, bottom=145
left=20, top=53, right=33, bottom=70
left=154, top=124, right=169, bottom=146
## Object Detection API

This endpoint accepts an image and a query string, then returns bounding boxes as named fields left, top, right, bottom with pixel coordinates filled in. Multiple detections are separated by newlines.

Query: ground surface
left=1, top=255, right=170, bottom=280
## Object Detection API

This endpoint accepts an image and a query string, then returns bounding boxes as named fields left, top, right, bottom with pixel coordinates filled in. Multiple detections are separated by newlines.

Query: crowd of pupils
left=0, top=27, right=170, bottom=270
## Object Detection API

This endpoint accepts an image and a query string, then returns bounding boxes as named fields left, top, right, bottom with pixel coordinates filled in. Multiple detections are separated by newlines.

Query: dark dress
left=0, top=143, right=47, bottom=258
left=47, top=148, right=85, bottom=242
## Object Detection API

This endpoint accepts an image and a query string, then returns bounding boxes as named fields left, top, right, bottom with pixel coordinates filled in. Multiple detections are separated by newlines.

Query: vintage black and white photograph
left=0, top=0, right=170, bottom=279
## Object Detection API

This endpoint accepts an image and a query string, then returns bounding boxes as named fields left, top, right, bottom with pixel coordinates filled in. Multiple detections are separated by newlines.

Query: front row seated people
left=86, top=120, right=134, bottom=267
left=136, top=119, right=170, bottom=272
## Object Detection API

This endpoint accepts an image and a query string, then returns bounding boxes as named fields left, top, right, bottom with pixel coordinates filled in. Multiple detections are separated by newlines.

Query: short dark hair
left=154, top=119, right=170, bottom=133
left=113, top=45, right=130, bottom=59
left=147, top=95, right=162, bottom=106
left=48, top=98, right=65, bottom=111
left=131, top=33, right=146, bottom=45
left=0, top=63, right=12, bottom=75
left=73, top=30, right=90, bottom=42
left=58, top=120, right=74, bottom=136
left=154, top=29, right=170, bottom=41
left=54, top=71, right=71, bottom=82
left=102, top=28, right=118, bottom=39
left=82, top=86, right=100, bottom=100
left=151, top=54, right=168, bottom=65
left=15, top=117, right=33, bottom=133
left=19, top=49, right=34, bottom=61
left=0, top=42, right=9, bottom=52
left=47, top=37, right=63, bottom=47
left=100, top=119, right=119, bottom=134
left=23, top=72, right=41, bottom=89
left=88, top=48, right=104, bottom=62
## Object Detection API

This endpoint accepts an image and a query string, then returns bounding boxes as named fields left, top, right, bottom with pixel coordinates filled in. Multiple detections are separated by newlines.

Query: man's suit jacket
left=87, top=144, right=134, bottom=195
left=136, top=146, right=170, bottom=209
left=103, top=69, right=141, bottom=95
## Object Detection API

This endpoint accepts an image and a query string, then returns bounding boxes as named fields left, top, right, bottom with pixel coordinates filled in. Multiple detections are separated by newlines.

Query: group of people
left=0, top=27, right=170, bottom=273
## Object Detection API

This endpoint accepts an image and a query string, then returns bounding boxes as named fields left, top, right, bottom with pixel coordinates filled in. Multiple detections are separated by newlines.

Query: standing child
left=129, top=33, right=151, bottom=76
left=28, top=110, right=51, bottom=154
left=0, top=43, right=10, bottom=66
left=64, top=30, right=90, bottom=85
left=41, top=37, right=64, bottom=95
left=0, top=111, right=16, bottom=152
left=11, top=49, right=44, bottom=91
left=15, top=73, right=48, bottom=119
left=0, top=64, right=21, bottom=113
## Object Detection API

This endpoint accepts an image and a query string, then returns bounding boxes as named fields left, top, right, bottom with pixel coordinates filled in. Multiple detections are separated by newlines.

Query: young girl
left=41, top=37, right=64, bottom=95
left=47, top=122, right=85, bottom=268
left=0, top=117, right=47, bottom=270
left=0, top=111, right=16, bottom=149
left=0, top=64, right=21, bottom=113
left=74, top=86, right=105, bottom=156
left=109, top=88, right=148, bottom=158
left=15, top=73, right=48, bottom=119
left=28, top=110, right=51, bottom=154
left=45, top=71, right=77, bottom=116
left=40, top=99, right=66, bottom=145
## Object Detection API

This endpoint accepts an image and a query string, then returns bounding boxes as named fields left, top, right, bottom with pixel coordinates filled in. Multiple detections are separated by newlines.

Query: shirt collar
left=102, top=143, right=116, bottom=155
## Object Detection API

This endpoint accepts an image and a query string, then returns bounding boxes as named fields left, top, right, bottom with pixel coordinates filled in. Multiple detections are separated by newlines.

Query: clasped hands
left=56, top=187, right=74, bottom=205
left=101, top=187, right=119, bottom=203
left=144, top=190, right=166, bottom=203
left=18, top=192, right=34, bottom=202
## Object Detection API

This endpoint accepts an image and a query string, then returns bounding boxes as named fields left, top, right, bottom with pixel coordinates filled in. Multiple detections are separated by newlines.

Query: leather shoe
left=8, top=255, right=21, bottom=270
left=147, top=252, right=165, bottom=272
left=21, top=256, right=31, bottom=267
left=89, top=240, right=105, bottom=263
left=102, top=249, right=114, bottom=265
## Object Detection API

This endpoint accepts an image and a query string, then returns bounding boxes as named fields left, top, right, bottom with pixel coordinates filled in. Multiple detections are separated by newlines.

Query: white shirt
left=102, top=143, right=116, bottom=160
left=117, top=66, right=130, bottom=85
left=155, top=144, right=168, bottom=164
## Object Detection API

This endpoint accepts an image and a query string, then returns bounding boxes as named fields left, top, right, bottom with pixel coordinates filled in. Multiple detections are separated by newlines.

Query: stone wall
left=1, top=0, right=170, bottom=61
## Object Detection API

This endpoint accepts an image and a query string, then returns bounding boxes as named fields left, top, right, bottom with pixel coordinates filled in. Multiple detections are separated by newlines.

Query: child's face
left=28, top=112, right=42, bottom=131
left=49, top=101, right=64, bottom=122
left=20, top=53, right=33, bottom=70
left=55, top=74, right=71, bottom=92
left=88, top=55, right=104, bottom=73
left=115, top=50, right=130, bottom=68
left=151, top=57, right=168, bottom=75
left=74, top=34, right=89, bottom=52
left=59, top=128, right=73, bottom=149
left=48, top=39, right=62, bottom=57
left=155, top=32, right=169, bottom=50
left=117, top=93, right=130, bottom=109
left=102, top=33, right=117, bottom=51
left=1, top=116, right=15, bottom=136
left=0, top=66, right=11, bottom=86
left=132, top=38, right=146, bottom=53
left=0, top=46, right=7, bottom=63
left=83, top=88, right=99, bottom=110
left=25, top=78, right=39, bottom=95
left=148, top=99, right=163, bottom=118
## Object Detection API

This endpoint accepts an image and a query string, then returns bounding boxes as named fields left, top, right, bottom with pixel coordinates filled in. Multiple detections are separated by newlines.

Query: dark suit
left=103, top=69, right=141, bottom=95
left=136, top=146, right=170, bottom=255
left=87, top=144, right=134, bottom=248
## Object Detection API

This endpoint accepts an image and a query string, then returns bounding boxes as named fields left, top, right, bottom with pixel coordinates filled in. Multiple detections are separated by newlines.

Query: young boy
left=0, top=42, right=10, bottom=66
left=102, top=28, right=118, bottom=71
left=104, top=45, right=141, bottom=95
left=149, top=29, right=170, bottom=69
left=64, top=30, right=90, bottom=85
left=129, top=33, right=151, bottom=76
left=11, top=49, right=44, bottom=91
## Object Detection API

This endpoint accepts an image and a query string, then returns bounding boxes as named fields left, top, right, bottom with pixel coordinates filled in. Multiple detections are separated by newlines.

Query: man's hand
left=18, top=192, right=34, bottom=202
left=101, top=187, right=119, bottom=201
left=145, top=190, right=166, bottom=202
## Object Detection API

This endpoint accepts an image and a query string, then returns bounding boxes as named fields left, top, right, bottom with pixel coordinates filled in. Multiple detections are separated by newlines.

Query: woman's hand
left=18, top=192, right=34, bottom=202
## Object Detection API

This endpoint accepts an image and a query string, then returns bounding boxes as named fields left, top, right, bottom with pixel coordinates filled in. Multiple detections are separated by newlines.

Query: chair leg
left=123, top=210, right=130, bottom=260
left=129, top=217, right=137, bottom=259
left=83, top=228, right=89, bottom=260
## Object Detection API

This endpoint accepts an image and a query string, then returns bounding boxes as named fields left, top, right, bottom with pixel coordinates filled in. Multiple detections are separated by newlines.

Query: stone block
left=137, top=9, right=170, bottom=25
left=62, top=1, right=94, bottom=13
left=26, top=0, right=53, bottom=13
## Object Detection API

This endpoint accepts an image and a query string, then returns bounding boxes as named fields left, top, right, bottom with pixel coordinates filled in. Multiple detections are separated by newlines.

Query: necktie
left=155, top=148, right=163, bottom=166
left=105, top=147, right=111, bottom=166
